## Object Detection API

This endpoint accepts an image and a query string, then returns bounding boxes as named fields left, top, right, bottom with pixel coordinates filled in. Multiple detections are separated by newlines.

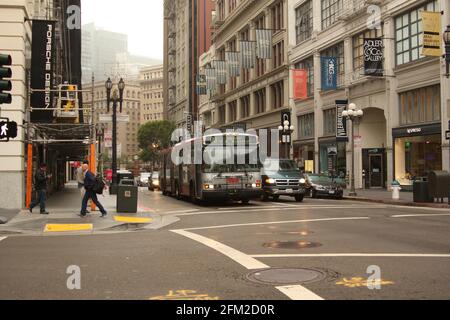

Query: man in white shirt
left=76, top=162, right=89, bottom=212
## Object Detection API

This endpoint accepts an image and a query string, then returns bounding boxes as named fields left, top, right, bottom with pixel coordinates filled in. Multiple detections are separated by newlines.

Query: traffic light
left=0, top=118, right=18, bottom=142
left=0, top=54, right=12, bottom=105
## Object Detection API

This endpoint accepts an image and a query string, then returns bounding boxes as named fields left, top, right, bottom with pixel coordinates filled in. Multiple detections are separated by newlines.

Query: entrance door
left=369, top=154, right=383, bottom=188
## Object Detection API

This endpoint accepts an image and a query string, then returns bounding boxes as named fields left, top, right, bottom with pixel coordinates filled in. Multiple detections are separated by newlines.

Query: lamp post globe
left=105, top=77, right=112, bottom=91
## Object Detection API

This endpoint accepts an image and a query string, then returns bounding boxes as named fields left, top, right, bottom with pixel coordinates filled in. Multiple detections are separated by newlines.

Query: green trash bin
left=117, top=179, right=138, bottom=213
left=413, top=181, right=433, bottom=203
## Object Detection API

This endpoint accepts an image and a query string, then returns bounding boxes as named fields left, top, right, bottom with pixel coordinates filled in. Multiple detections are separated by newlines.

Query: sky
left=81, top=0, right=164, bottom=60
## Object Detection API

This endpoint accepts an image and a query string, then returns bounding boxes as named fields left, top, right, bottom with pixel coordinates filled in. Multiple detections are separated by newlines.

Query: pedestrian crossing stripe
left=114, top=216, right=152, bottom=224
left=44, top=224, right=93, bottom=233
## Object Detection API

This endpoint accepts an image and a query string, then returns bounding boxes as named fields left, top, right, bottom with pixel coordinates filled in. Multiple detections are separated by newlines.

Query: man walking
left=29, top=163, right=51, bottom=215
left=80, top=162, right=107, bottom=218
left=76, top=161, right=90, bottom=213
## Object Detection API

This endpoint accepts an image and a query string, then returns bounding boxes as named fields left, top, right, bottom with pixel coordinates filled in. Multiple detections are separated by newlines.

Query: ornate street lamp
left=278, top=120, right=295, bottom=160
left=104, top=78, right=126, bottom=194
left=342, top=103, right=364, bottom=197
left=443, top=25, right=450, bottom=78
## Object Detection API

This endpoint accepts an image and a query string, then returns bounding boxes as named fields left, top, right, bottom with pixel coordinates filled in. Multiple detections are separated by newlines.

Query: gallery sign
left=364, top=38, right=384, bottom=76
left=321, top=57, right=337, bottom=90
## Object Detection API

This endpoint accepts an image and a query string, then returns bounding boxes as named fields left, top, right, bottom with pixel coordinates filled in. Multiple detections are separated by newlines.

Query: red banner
left=293, top=69, right=308, bottom=101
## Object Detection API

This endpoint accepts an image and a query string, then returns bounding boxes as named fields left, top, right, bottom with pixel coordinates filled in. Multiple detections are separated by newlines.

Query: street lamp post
left=278, top=120, right=295, bottom=160
left=105, top=78, right=125, bottom=195
left=342, top=103, right=364, bottom=197
left=444, top=25, right=450, bottom=78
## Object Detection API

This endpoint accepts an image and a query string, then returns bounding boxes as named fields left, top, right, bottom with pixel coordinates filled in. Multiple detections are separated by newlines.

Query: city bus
left=159, top=132, right=262, bottom=204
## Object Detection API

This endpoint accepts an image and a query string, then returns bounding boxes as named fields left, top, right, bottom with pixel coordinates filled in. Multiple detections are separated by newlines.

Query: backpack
left=93, top=175, right=106, bottom=195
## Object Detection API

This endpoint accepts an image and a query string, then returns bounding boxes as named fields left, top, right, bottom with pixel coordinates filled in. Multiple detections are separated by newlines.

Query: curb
left=344, top=196, right=450, bottom=209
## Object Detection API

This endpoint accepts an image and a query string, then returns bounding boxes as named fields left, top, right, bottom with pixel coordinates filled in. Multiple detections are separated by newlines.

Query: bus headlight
left=265, top=178, right=276, bottom=185
left=203, top=184, right=214, bottom=190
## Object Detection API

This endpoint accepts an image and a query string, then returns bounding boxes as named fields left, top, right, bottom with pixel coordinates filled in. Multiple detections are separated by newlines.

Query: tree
left=137, top=120, right=176, bottom=163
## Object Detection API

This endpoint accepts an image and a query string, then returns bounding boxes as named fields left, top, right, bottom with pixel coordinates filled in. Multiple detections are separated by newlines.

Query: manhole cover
left=263, top=241, right=322, bottom=249
left=247, top=268, right=326, bottom=285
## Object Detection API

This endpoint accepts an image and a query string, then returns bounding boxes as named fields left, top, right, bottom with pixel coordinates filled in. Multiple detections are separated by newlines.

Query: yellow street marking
left=336, top=277, right=394, bottom=288
left=149, top=290, right=219, bottom=301
left=44, top=224, right=93, bottom=233
left=114, top=216, right=152, bottom=224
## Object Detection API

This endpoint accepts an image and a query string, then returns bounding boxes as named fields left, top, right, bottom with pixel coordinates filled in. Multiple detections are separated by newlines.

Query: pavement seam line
left=178, top=217, right=371, bottom=231
left=250, top=254, right=450, bottom=258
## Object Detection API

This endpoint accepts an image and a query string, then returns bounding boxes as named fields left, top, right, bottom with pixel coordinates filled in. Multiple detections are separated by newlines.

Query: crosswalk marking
left=0, top=237, right=7, bottom=243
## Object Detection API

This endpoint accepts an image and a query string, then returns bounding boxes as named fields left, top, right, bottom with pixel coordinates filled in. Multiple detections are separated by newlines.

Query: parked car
left=138, top=172, right=151, bottom=187
left=148, top=171, right=161, bottom=191
left=304, top=174, right=344, bottom=199
left=261, top=159, right=306, bottom=202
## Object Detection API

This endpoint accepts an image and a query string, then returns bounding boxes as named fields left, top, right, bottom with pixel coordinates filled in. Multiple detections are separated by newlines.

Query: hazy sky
left=81, top=0, right=163, bottom=60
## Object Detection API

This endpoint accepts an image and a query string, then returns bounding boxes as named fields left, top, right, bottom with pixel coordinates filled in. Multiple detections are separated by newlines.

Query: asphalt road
left=0, top=189, right=449, bottom=300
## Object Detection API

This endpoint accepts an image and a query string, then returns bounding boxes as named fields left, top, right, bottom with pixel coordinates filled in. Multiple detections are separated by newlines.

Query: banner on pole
left=31, top=20, right=56, bottom=123
left=321, top=57, right=337, bottom=90
left=336, top=100, right=348, bottom=142
left=421, top=11, right=442, bottom=57
left=364, top=38, right=384, bottom=76
left=292, top=69, right=308, bottom=100
left=196, top=74, right=207, bottom=95
left=225, top=52, right=240, bottom=77
left=239, top=41, right=256, bottom=69
left=205, top=68, right=217, bottom=90
left=256, top=29, right=273, bottom=59
left=213, top=60, right=227, bottom=85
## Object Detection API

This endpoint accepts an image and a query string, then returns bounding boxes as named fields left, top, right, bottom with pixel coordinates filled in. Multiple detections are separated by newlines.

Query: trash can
left=117, top=179, right=138, bottom=213
left=413, top=181, right=433, bottom=203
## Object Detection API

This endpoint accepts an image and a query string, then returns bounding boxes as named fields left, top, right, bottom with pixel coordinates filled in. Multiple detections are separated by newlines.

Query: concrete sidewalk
left=0, top=182, right=162, bottom=236
left=344, top=189, right=450, bottom=208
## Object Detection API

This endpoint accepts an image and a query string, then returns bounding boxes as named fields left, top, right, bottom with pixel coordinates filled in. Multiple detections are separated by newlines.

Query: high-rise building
left=139, top=65, right=164, bottom=124
left=163, top=0, right=215, bottom=127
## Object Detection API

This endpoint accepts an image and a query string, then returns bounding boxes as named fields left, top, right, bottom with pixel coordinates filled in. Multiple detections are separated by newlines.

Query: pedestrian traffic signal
left=0, top=118, right=18, bottom=142
left=0, top=54, right=12, bottom=105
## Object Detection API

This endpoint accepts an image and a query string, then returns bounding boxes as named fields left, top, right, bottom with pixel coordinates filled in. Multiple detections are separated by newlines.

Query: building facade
left=164, top=0, right=214, bottom=127
left=83, top=81, right=142, bottom=161
left=288, top=0, right=450, bottom=189
left=139, top=65, right=164, bottom=124
left=200, top=0, right=290, bottom=157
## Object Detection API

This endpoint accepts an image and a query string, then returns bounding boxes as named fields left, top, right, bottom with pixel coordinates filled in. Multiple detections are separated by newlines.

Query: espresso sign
left=364, top=38, right=383, bottom=77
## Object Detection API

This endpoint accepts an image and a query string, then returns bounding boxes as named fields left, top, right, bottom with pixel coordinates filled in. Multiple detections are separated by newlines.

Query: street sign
left=99, top=114, right=130, bottom=123
left=446, top=130, right=450, bottom=140
left=0, top=117, right=18, bottom=142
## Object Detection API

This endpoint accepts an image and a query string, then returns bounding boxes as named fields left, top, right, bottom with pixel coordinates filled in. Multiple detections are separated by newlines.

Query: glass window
left=323, top=108, right=336, bottom=136
left=321, top=0, right=343, bottom=30
left=298, top=113, right=315, bottom=139
left=395, top=0, right=439, bottom=66
left=295, top=56, right=314, bottom=97
left=296, top=0, right=313, bottom=44
left=399, top=85, right=441, bottom=125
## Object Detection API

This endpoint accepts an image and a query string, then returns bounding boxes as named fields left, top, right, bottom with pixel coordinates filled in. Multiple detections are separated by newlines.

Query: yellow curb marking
left=149, top=290, right=219, bottom=301
left=114, top=216, right=153, bottom=224
left=336, top=277, right=395, bottom=288
left=44, top=224, right=93, bottom=233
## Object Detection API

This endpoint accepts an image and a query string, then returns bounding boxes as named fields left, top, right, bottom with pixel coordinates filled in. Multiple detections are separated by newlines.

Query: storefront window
left=399, top=85, right=441, bottom=125
left=394, top=134, right=442, bottom=185
left=319, top=141, right=346, bottom=177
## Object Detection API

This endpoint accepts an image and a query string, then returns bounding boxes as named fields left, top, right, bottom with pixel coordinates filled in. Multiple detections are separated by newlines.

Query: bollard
left=391, top=180, right=401, bottom=200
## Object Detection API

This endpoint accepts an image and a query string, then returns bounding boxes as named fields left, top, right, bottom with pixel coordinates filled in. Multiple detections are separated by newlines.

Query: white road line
left=180, top=217, right=370, bottom=231
left=250, top=253, right=450, bottom=258
left=174, top=206, right=385, bottom=217
left=171, top=229, right=324, bottom=300
left=171, top=229, right=269, bottom=270
left=0, top=237, right=7, bottom=243
left=391, top=213, right=450, bottom=218
left=160, top=209, right=200, bottom=215
left=276, top=285, right=324, bottom=301
left=391, top=206, right=450, bottom=212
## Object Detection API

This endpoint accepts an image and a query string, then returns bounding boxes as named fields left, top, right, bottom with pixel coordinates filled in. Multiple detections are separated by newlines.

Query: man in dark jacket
left=80, top=162, right=107, bottom=218
left=29, top=163, right=52, bottom=215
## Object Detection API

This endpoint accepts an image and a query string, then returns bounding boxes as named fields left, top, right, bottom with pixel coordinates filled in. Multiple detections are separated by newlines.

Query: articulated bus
left=159, top=132, right=262, bottom=204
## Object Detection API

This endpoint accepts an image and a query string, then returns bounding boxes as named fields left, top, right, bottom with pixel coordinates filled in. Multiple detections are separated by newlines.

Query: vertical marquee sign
left=364, top=38, right=384, bottom=76
left=31, top=20, right=56, bottom=123
left=336, top=100, right=348, bottom=142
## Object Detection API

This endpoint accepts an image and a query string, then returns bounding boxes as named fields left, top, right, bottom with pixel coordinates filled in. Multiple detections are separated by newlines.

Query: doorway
left=369, top=154, right=383, bottom=188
